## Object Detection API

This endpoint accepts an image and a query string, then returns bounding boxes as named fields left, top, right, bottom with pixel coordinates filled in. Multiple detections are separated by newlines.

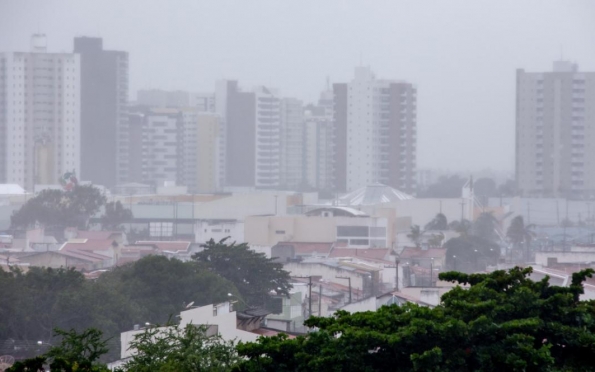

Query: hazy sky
left=2, top=0, right=594, bottom=174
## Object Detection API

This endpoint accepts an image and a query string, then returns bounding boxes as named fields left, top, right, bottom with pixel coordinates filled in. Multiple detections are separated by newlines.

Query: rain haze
left=5, top=2, right=595, bottom=369
left=2, top=0, right=594, bottom=172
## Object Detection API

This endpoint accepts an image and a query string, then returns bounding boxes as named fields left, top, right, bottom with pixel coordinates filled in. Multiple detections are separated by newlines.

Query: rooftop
left=339, top=183, right=414, bottom=206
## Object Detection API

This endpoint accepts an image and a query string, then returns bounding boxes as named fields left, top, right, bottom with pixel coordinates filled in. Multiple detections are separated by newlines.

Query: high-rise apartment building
left=516, top=61, right=595, bottom=198
left=280, top=97, right=304, bottom=190
left=304, top=89, right=335, bottom=192
left=0, top=35, right=81, bottom=191
left=333, top=67, right=417, bottom=194
left=74, top=37, right=128, bottom=188
left=216, top=81, right=283, bottom=189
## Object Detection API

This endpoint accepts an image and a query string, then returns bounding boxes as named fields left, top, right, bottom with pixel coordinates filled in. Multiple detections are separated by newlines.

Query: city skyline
left=2, top=1, right=594, bottom=173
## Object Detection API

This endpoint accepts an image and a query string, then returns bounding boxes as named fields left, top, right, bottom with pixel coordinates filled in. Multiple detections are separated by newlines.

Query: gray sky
left=1, top=0, right=594, bottom=174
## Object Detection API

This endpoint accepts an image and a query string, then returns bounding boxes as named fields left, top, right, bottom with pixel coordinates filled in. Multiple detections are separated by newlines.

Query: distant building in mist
left=516, top=61, right=595, bottom=198
left=303, top=89, right=335, bottom=193
left=0, top=34, right=81, bottom=191
left=333, top=67, right=417, bottom=194
left=125, top=106, right=222, bottom=193
left=216, top=81, right=286, bottom=189
left=280, top=97, right=304, bottom=190
left=74, top=36, right=128, bottom=188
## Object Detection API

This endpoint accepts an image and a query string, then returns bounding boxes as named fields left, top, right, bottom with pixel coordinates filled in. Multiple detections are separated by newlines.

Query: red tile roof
left=76, top=231, right=121, bottom=240
left=61, top=239, right=116, bottom=252
left=399, top=247, right=446, bottom=260
left=275, top=242, right=334, bottom=255
left=329, top=248, right=391, bottom=261
left=135, top=241, right=191, bottom=253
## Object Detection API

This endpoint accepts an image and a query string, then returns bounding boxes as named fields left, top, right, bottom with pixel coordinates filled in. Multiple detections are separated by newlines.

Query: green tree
left=193, top=238, right=292, bottom=307
left=11, top=185, right=106, bottom=232
left=471, top=211, right=499, bottom=242
left=506, top=215, right=535, bottom=261
left=418, top=175, right=467, bottom=198
left=448, top=219, right=472, bottom=237
left=0, top=256, right=237, bottom=361
left=7, top=328, right=110, bottom=372
left=424, top=213, right=448, bottom=231
left=100, top=201, right=133, bottom=231
left=406, top=225, right=422, bottom=247
left=99, top=255, right=236, bottom=326
left=444, top=235, right=499, bottom=272
left=235, top=267, right=595, bottom=372
left=121, top=323, right=240, bottom=372
left=427, top=232, right=445, bottom=248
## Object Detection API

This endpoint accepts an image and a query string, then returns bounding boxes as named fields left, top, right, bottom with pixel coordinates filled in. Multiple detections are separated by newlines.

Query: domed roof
left=339, top=183, right=414, bottom=206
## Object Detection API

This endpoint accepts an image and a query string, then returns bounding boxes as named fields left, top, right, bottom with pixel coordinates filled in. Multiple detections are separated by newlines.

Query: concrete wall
left=535, top=251, right=595, bottom=266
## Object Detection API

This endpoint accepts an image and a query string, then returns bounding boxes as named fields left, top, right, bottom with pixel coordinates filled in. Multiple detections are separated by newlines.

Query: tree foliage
left=406, top=225, right=422, bottom=247
left=235, top=267, right=595, bottom=371
left=444, top=235, right=499, bottom=272
left=100, top=201, right=133, bottom=231
left=121, top=324, right=239, bottom=372
left=417, top=175, right=467, bottom=198
left=425, top=213, right=448, bottom=231
left=193, top=238, right=292, bottom=307
left=471, top=212, right=499, bottom=242
left=7, top=328, right=110, bottom=372
left=0, top=256, right=237, bottom=361
left=10, top=185, right=106, bottom=231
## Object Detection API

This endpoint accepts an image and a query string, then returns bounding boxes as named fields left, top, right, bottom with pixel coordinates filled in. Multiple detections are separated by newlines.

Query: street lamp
left=452, top=255, right=457, bottom=271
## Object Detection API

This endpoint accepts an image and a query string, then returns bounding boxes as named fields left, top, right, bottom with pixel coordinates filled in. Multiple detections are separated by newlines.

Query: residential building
left=516, top=61, right=595, bottom=198
left=304, top=89, right=335, bottom=192
left=216, top=81, right=283, bottom=189
left=74, top=37, right=128, bottom=188
left=280, top=97, right=304, bottom=190
left=333, top=67, right=417, bottom=194
left=0, top=34, right=81, bottom=191
left=143, top=108, right=180, bottom=186
left=216, top=80, right=255, bottom=188
left=195, top=113, right=221, bottom=193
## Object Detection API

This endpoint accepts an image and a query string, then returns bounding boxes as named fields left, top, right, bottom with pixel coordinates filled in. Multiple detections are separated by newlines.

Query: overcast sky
left=1, top=0, right=594, bottom=174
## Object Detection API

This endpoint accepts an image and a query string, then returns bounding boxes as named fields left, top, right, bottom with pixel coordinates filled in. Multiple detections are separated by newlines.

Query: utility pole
left=294, top=276, right=313, bottom=317
left=460, top=200, right=466, bottom=222
left=527, top=202, right=530, bottom=225
left=336, top=276, right=352, bottom=304
left=383, top=261, right=399, bottom=292
left=318, top=284, right=322, bottom=315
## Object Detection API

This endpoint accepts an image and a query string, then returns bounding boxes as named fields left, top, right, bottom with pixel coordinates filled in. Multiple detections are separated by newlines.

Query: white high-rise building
left=280, top=97, right=304, bottom=190
left=0, top=35, right=81, bottom=191
left=334, top=67, right=417, bottom=194
left=516, top=61, right=595, bottom=198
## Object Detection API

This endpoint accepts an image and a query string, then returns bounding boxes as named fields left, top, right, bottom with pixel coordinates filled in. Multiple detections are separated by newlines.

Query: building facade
left=333, top=67, right=417, bottom=194
left=74, top=37, right=128, bottom=188
left=0, top=35, right=81, bottom=191
left=516, top=61, right=595, bottom=198
left=280, top=97, right=304, bottom=190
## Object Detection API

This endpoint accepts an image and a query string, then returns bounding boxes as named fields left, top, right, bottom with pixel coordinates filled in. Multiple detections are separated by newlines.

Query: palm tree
left=472, top=212, right=499, bottom=242
left=425, top=213, right=448, bottom=231
left=506, top=215, right=535, bottom=262
left=407, top=225, right=422, bottom=247
left=449, top=219, right=472, bottom=237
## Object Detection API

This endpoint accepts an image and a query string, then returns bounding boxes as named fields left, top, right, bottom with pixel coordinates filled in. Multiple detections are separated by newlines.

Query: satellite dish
left=185, top=301, right=194, bottom=309
left=0, top=355, right=15, bottom=371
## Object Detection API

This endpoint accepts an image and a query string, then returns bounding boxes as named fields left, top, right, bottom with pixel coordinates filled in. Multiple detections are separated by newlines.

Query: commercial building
left=0, top=34, right=81, bottom=191
left=74, top=37, right=128, bottom=188
left=333, top=67, right=417, bottom=194
left=516, top=61, right=595, bottom=198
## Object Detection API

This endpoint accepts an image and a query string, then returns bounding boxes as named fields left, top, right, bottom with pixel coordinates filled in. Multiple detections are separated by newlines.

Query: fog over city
left=2, top=0, right=594, bottom=172
left=3, top=1, right=595, bottom=371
